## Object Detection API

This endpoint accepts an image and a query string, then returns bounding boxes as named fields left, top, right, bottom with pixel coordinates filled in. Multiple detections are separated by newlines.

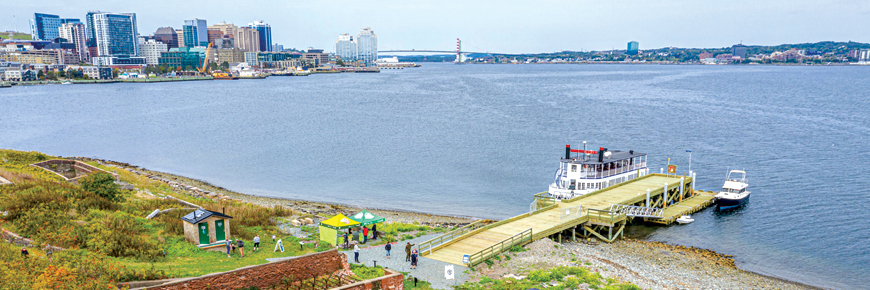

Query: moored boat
left=715, top=170, right=750, bottom=209
left=548, top=142, right=649, bottom=199
left=676, top=215, right=694, bottom=224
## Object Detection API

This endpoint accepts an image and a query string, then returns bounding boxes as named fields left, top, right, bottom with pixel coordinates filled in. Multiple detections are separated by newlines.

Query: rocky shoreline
left=74, top=156, right=821, bottom=289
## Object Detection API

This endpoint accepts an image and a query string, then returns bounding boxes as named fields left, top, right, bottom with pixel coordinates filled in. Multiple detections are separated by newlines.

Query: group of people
left=225, top=234, right=262, bottom=258
left=351, top=240, right=419, bottom=270
left=343, top=224, right=379, bottom=249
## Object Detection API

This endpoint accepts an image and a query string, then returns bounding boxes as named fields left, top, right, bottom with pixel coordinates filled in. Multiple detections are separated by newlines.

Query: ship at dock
left=548, top=143, right=649, bottom=199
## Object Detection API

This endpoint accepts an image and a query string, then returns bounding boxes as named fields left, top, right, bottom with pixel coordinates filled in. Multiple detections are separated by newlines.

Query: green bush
left=79, top=172, right=124, bottom=202
left=350, top=264, right=385, bottom=280
left=0, top=150, right=48, bottom=164
left=508, top=245, right=528, bottom=252
left=85, top=211, right=162, bottom=260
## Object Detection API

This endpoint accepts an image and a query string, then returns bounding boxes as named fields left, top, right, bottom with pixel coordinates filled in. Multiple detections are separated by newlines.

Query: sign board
left=462, top=254, right=470, bottom=264
left=667, top=164, right=677, bottom=174
left=274, top=239, right=284, bottom=252
left=445, top=265, right=455, bottom=280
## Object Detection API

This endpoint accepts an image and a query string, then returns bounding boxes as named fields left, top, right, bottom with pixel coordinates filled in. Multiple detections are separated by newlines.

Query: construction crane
left=198, top=42, right=213, bottom=74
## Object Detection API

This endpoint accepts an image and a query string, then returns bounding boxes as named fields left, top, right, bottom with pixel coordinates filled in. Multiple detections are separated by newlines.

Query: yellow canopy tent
left=318, top=213, right=361, bottom=246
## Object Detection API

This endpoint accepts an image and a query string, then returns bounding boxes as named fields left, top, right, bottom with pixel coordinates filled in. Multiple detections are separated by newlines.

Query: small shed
left=182, top=209, right=233, bottom=247
left=318, top=213, right=360, bottom=246
left=349, top=210, right=385, bottom=231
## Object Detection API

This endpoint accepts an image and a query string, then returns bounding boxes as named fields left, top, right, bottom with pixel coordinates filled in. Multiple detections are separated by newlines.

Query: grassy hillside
left=0, top=32, right=31, bottom=41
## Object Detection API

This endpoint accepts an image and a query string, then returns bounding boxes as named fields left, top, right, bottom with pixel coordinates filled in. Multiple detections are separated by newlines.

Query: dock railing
left=418, top=220, right=489, bottom=255
left=467, top=228, right=533, bottom=267
left=586, top=208, right=625, bottom=225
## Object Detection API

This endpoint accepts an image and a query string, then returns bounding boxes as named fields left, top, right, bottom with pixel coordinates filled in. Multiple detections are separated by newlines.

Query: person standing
left=21, top=247, right=28, bottom=258
left=405, top=242, right=415, bottom=262
left=237, top=239, right=245, bottom=258
left=353, top=244, right=361, bottom=263
left=410, top=249, right=418, bottom=269
left=343, top=232, right=349, bottom=249
left=226, top=238, right=232, bottom=258
left=363, top=226, right=369, bottom=244
left=358, top=229, right=364, bottom=244
left=272, top=234, right=276, bottom=242
left=253, top=235, right=260, bottom=251
left=385, top=243, right=391, bottom=259
left=372, top=224, right=378, bottom=240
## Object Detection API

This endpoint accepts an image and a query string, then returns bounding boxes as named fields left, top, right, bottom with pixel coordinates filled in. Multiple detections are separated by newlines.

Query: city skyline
left=3, top=0, right=870, bottom=54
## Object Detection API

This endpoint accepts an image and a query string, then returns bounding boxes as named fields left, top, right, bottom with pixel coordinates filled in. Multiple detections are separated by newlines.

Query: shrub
left=79, top=172, right=124, bottom=202
left=85, top=211, right=162, bottom=260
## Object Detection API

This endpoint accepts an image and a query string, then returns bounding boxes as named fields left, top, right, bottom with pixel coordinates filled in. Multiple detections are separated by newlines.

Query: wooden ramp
left=422, top=173, right=710, bottom=266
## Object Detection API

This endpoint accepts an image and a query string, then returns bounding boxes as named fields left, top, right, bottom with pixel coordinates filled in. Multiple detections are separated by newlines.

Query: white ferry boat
left=548, top=143, right=649, bottom=199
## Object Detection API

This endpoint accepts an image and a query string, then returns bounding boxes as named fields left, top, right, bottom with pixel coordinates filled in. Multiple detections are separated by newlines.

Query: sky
left=3, top=0, right=870, bottom=54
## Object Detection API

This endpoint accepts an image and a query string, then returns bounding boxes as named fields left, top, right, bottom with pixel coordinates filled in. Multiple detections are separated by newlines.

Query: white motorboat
left=675, top=215, right=694, bottom=224
left=714, top=170, right=750, bottom=209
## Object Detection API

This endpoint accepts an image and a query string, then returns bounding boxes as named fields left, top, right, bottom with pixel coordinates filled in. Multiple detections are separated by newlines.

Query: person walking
left=343, top=232, right=349, bottom=249
left=353, top=244, right=361, bottom=263
left=363, top=226, right=369, bottom=244
left=372, top=224, right=378, bottom=240
left=226, top=238, right=232, bottom=258
left=385, top=243, right=391, bottom=259
left=237, top=239, right=245, bottom=258
left=410, top=249, right=418, bottom=269
left=405, top=242, right=415, bottom=262
left=253, top=235, right=260, bottom=251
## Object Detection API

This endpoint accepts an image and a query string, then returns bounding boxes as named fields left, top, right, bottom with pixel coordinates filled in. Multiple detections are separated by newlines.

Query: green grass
left=0, top=32, right=31, bottom=40
left=456, top=266, right=640, bottom=290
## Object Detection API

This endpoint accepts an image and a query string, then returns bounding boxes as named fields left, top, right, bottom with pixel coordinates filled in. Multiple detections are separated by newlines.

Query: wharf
left=419, top=173, right=715, bottom=266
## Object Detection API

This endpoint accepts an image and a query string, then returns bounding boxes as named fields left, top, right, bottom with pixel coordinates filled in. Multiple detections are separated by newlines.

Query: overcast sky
left=4, top=0, right=869, bottom=54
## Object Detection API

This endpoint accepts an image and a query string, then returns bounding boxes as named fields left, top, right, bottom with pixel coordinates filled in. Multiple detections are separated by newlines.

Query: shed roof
left=181, top=209, right=233, bottom=224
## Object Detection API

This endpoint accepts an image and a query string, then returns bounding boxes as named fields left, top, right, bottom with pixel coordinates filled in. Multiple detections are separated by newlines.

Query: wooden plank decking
left=423, top=174, right=707, bottom=265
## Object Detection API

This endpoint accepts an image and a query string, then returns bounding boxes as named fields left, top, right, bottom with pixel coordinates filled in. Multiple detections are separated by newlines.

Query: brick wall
left=332, top=268, right=404, bottom=290
left=144, top=250, right=347, bottom=290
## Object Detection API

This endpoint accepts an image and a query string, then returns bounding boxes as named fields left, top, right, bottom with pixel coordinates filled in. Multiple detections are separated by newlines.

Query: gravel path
left=341, top=234, right=469, bottom=290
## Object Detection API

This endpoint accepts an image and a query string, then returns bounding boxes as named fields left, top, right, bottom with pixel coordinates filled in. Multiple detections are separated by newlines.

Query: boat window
left=571, top=165, right=577, bottom=172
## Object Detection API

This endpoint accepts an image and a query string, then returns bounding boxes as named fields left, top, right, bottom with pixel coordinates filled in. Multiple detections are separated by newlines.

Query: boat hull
left=716, top=193, right=750, bottom=209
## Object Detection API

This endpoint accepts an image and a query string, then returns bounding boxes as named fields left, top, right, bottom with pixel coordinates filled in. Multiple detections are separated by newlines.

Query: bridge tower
left=455, top=38, right=462, bottom=63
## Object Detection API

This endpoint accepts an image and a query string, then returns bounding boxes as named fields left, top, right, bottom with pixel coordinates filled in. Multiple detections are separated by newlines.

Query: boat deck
left=423, top=173, right=711, bottom=266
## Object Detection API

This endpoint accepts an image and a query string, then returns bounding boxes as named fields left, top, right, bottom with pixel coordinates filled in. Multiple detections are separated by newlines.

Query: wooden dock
left=419, top=173, right=716, bottom=266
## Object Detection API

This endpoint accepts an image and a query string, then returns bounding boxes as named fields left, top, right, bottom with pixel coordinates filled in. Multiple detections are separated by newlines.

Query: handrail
left=418, top=220, right=489, bottom=255
left=467, top=228, right=533, bottom=267
left=586, top=208, right=625, bottom=224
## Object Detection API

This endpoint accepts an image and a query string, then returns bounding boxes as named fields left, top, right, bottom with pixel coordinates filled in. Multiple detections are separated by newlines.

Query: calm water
left=2, top=64, right=868, bottom=288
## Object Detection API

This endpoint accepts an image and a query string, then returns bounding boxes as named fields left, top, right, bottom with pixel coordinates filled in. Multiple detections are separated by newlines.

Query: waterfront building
left=139, top=39, right=168, bottom=65
left=244, top=51, right=298, bottom=67
left=3, top=68, right=37, bottom=81
left=91, top=12, right=139, bottom=57
left=30, top=13, right=80, bottom=41
left=248, top=20, right=272, bottom=51
left=217, top=48, right=245, bottom=64
left=235, top=27, right=260, bottom=52
left=58, top=23, right=89, bottom=62
left=158, top=47, right=203, bottom=69
left=859, top=49, right=870, bottom=62
left=154, top=27, right=179, bottom=48
left=356, top=27, right=377, bottom=65
left=91, top=56, right=146, bottom=66
left=303, top=48, right=329, bottom=66
left=67, top=65, right=113, bottom=79
left=627, top=41, right=639, bottom=55
left=335, top=33, right=356, bottom=62
left=183, top=19, right=208, bottom=47
left=0, top=49, right=78, bottom=65
left=731, top=44, right=747, bottom=59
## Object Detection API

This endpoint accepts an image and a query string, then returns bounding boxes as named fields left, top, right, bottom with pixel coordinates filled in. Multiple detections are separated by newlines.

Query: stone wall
left=142, top=250, right=349, bottom=290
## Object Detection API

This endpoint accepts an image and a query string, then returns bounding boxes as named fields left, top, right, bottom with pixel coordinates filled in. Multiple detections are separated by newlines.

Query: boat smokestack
left=565, top=144, right=571, bottom=159
left=583, top=141, right=587, bottom=161
left=598, top=147, right=606, bottom=162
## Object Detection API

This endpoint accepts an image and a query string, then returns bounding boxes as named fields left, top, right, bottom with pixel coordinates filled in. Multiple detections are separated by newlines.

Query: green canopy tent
left=318, top=213, right=361, bottom=246
left=349, top=210, right=386, bottom=232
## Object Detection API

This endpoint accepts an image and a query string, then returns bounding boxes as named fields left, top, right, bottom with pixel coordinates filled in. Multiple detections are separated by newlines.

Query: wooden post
left=572, top=227, right=576, bottom=242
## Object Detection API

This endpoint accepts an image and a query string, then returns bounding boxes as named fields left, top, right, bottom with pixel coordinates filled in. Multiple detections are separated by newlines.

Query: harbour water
left=1, top=63, right=868, bottom=288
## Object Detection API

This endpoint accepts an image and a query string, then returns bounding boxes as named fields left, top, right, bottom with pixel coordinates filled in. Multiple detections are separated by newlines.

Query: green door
left=215, top=219, right=226, bottom=241
left=198, top=222, right=210, bottom=244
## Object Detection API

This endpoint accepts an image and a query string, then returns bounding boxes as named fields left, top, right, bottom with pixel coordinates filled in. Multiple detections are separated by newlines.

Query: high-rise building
left=207, top=30, right=223, bottom=46
left=183, top=19, right=208, bottom=47
left=154, top=27, right=179, bottom=48
left=356, top=27, right=377, bottom=64
left=731, top=44, right=747, bottom=59
left=214, top=37, right=234, bottom=49
left=176, top=29, right=185, bottom=47
left=248, top=20, right=272, bottom=52
left=335, top=33, right=356, bottom=61
left=209, top=22, right=238, bottom=39
left=30, top=13, right=80, bottom=41
left=627, top=41, right=639, bottom=55
left=235, top=27, right=260, bottom=52
left=91, top=12, right=139, bottom=57
left=139, top=39, right=168, bottom=65
left=58, top=23, right=89, bottom=62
